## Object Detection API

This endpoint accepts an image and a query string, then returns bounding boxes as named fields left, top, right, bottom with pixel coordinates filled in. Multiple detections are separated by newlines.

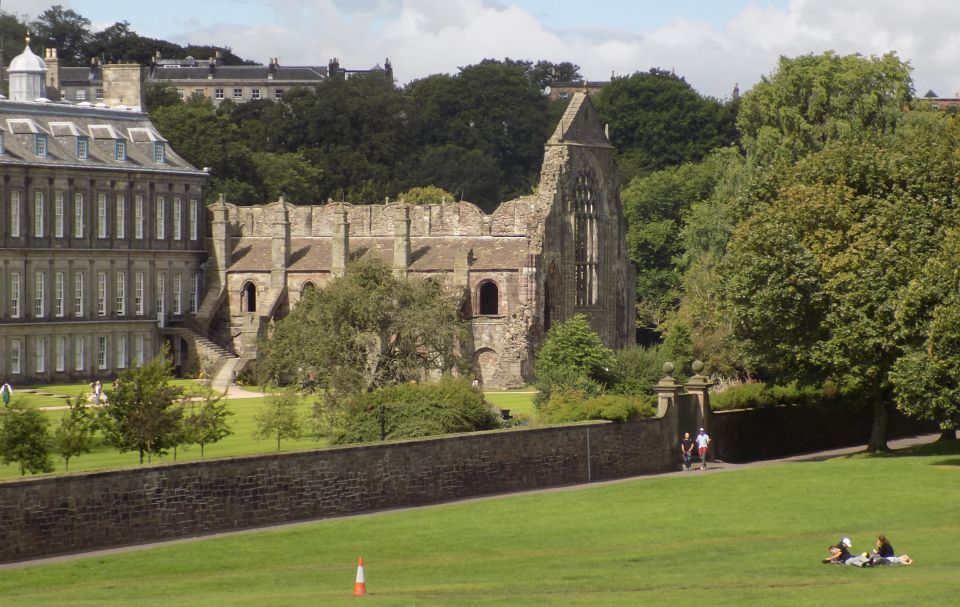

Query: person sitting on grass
left=870, top=534, right=913, bottom=566
left=822, top=537, right=871, bottom=566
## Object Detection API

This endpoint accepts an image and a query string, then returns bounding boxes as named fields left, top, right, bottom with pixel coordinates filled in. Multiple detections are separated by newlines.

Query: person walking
left=680, top=432, right=695, bottom=471
left=0, top=381, right=12, bottom=405
left=695, top=428, right=711, bottom=470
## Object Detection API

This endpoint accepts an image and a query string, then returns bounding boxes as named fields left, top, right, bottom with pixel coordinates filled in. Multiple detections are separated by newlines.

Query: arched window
left=544, top=261, right=561, bottom=332
left=478, top=281, right=499, bottom=315
left=573, top=170, right=599, bottom=306
left=300, top=281, right=316, bottom=297
left=241, top=281, right=257, bottom=313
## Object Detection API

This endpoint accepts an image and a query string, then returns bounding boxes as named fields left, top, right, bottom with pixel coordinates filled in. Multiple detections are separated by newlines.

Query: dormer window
left=35, top=134, right=47, bottom=157
left=76, top=136, right=89, bottom=159
left=153, top=141, right=166, bottom=163
left=115, top=140, right=126, bottom=161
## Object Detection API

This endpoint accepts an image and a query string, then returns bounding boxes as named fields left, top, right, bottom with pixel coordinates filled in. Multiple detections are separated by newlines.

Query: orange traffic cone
left=353, top=557, right=367, bottom=596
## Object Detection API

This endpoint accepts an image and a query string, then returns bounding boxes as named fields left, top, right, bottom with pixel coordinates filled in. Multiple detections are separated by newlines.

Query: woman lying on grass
left=869, top=534, right=913, bottom=566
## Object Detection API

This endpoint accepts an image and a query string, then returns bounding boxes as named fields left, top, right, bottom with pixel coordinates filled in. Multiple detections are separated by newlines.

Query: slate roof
left=59, top=65, right=328, bottom=85
left=0, top=100, right=203, bottom=176
left=228, top=236, right=529, bottom=273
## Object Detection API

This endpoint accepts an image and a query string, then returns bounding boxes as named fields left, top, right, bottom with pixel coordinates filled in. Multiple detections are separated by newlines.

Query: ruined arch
left=475, top=348, right=499, bottom=386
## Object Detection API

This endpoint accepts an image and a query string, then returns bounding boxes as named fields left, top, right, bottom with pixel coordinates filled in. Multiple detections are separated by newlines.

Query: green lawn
left=2, top=441, right=958, bottom=606
left=483, top=389, right=536, bottom=418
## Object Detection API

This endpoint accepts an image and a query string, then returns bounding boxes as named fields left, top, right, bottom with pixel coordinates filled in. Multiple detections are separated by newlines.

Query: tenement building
left=0, top=39, right=208, bottom=383
left=199, top=92, right=634, bottom=387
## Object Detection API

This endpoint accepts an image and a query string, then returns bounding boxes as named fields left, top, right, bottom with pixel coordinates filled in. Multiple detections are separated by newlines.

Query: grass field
left=1, top=440, right=957, bottom=606
left=0, top=383, right=537, bottom=480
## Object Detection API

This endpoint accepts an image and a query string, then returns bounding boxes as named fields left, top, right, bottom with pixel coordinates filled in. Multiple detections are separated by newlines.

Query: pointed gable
left=547, top=92, right=613, bottom=148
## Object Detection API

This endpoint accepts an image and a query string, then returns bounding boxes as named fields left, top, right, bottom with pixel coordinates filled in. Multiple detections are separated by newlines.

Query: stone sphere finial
left=662, top=362, right=675, bottom=376
left=691, top=360, right=704, bottom=374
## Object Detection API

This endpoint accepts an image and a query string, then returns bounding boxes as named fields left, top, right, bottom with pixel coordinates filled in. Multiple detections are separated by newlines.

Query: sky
left=3, top=0, right=959, bottom=99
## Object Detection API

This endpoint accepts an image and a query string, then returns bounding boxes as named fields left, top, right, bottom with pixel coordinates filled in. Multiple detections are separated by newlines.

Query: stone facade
left=204, top=93, right=634, bottom=387
left=0, top=40, right=209, bottom=383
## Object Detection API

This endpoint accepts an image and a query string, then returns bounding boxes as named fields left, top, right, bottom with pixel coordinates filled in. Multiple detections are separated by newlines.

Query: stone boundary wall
left=0, top=416, right=675, bottom=564
left=711, top=405, right=937, bottom=462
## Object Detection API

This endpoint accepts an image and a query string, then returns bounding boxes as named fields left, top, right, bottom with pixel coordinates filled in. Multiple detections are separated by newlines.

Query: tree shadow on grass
left=863, top=439, right=960, bottom=462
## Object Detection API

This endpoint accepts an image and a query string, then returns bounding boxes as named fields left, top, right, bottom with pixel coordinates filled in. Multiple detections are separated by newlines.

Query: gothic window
left=544, top=261, right=561, bottom=333
left=573, top=170, right=599, bottom=306
left=478, top=281, right=499, bottom=315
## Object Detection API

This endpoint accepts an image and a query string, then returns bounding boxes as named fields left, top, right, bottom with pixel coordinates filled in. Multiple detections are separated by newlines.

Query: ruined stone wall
left=0, top=417, right=676, bottom=563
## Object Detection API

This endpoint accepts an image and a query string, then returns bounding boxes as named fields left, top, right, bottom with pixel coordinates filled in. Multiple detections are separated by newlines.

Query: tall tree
left=51, top=393, right=97, bottom=471
left=594, top=69, right=738, bottom=183
left=30, top=5, right=91, bottom=65
left=259, top=258, right=468, bottom=394
left=181, top=392, right=233, bottom=457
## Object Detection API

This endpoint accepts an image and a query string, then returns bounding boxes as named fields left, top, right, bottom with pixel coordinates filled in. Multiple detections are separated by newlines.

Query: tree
left=0, top=400, right=54, bottom=476
left=51, top=393, right=97, bottom=471
left=723, top=110, right=960, bottom=451
left=144, top=83, right=181, bottom=111
left=259, top=258, right=469, bottom=394
left=30, top=5, right=91, bottom=65
left=398, top=185, right=455, bottom=205
left=100, top=351, right=185, bottom=463
left=594, top=69, right=738, bottom=183
left=534, top=314, right=617, bottom=405
left=251, top=151, right=321, bottom=203
left=254, top=390, right=303, bottom=450
left=528, top=60, right=582, bottom=88
left=181, top=392, right=233, bottom=457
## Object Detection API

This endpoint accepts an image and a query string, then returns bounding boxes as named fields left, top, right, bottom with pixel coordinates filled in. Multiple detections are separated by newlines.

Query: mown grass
left=1, top=440, right=958, bottom=606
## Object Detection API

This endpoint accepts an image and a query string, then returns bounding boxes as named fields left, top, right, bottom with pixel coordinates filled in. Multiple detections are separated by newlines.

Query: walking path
left=34, top=382, right=266, bottom=412
left=0, top=433, right=940, bottom=570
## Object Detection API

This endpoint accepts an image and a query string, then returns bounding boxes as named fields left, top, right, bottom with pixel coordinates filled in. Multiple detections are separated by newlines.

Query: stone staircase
left=164, top=326, right=238, bottom=385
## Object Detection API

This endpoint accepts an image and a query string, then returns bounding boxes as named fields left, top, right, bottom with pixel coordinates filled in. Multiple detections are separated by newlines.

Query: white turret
left=8, top=35, right=47, bottom=102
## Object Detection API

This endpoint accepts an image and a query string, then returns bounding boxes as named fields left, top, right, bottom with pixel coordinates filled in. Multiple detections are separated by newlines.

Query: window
left=233, top=88, right=242, bottom=98
left=173, top=197, right=182, bottom=240
left=134, top=194, right=144, bottom=239
left=189, top=199, right=199, bottom=240
left=251, top=88, right=261, bottom=100
left=573, top=170, right=599, bottom=307
left=34, top=337, right=45, bottom=373
left=194, top=88, right=204, bottom=98
left=74, top=271, right=84, bottom=317
left=177, top=88, right=184, bottom=100
left=74, top=192, right=84, bottom=238
left=116, top=272, right=126, bottom=316
left=116, top=336, right=127, bottom=369
left=115, top=140, right=126, bottom=161
left=95, top=88, right=103, bottom=100
left=97, top=271, right=107, bottom=316
left=173, top=272, right=182, bottom=315
left=76, top=136, right=88, bottom=159
left=10, top=339, right=21, bottom=375
left=10, top=271, right=21, bottom=318
left=35, top=134, right=47, bottom=157
left=75, top=89, right=86, bottom=101
left=0, top=131, right=4, bottom=154
left=156, top=273, right=165, bottom=317
left=134, top=272, right=144, bottom=315
left=479, top=281, right=499, bottom=315
left=153, top=141, right=165, bottom=163
left=136, top=334, right=145, bottom=365
left=33, top=191, right=44, bottom=238
left=34, top=272, right=44, bottom=318
left=214, top=88, right=224, bottom=99
left=116, top=194, right=125, bottom=238
left=56, top=336, right=66, bottom=372
left=54, top=271, right=65, bottom=317
left=74, top=336, right=84, bottom=371
left=189, top=272, right=199, bottom=313
left=156, top=197, right=165, bottom=239
left=54, top=192, right=65, bottom=237
left=275, top=88, right=283, bottom=99
left=10, top=191, right=21, bottom=238
left=97, top=193, right=107, bottom=238
left=241, top=281, right=257, bottom=312
left=97, top=336, right=108, bottom=370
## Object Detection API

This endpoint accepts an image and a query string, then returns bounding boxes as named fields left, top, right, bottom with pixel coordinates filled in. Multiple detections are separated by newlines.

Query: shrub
left=331, top=376, right=500, bottom=444
left=610, top=344, right=672, bottom=395
left=541, top=389, right=656, bottom=423
left=534, top=315, right=616, bottom=407
left=711, top=382, right=843, bottom=411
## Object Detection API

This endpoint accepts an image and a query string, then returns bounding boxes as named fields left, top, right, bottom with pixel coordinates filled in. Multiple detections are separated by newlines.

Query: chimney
left=384, top=57, right=393, bottom=82
left=331, top=207, right=349, bottom=277
left=268, top=57, right=276, bottom=80
left=102, top=63, right=144, bottom=110
left=88, top=56, right=98, bottom=82
left=208, top=56, right=216, bottom=79
left=393, top=204, right=411, bottom=277
left=44, top=48, right=60, bottom=96
left=209, top=193, right=233, bottom=290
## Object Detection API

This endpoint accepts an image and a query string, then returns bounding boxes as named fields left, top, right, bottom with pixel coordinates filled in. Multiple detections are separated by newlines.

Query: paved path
left=0, top=433, right=940, bottom=570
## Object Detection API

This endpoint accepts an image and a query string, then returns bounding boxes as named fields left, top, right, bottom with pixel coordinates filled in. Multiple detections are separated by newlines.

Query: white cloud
left=174, top=0, right=960, bottom=98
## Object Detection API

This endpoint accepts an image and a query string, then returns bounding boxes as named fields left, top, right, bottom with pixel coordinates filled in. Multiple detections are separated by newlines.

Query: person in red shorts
left=695, top=428, right=710, bottom=470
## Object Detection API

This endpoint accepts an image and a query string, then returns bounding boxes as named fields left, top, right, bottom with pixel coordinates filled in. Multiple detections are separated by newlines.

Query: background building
left=0, top=39, right=208, bottom=383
